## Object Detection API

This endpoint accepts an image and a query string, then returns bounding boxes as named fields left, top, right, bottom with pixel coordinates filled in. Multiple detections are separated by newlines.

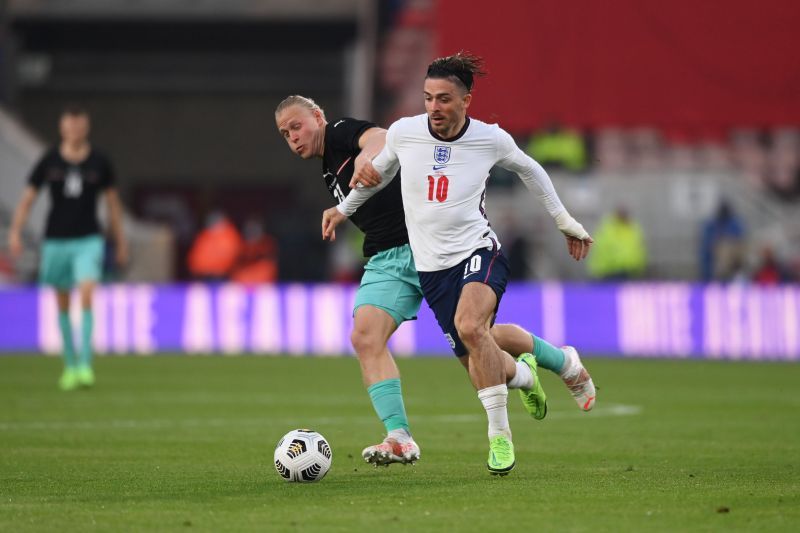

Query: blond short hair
left=274, top=95, right=326, bottom=119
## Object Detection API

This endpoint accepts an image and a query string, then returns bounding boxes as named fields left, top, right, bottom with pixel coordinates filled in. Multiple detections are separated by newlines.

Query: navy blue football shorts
left=418, top=246, right=510, bottom=357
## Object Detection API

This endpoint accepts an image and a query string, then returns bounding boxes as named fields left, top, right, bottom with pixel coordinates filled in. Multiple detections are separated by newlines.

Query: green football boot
left=487, top=435, right=515, bottom=476
left=76, top=365, right=95, bottom=388
left=517, top=353, right=548, bottom=420
left=59, top=368, right=80, bottom=391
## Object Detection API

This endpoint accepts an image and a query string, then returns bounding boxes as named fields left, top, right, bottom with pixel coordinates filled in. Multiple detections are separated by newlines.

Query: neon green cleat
left=518, top=353, right=548, bottom=420
left=487, top=435, right=515, bottom=476
left=76, top=366, right=95, bottom=388
left=59, top=368, right=80, bottom=391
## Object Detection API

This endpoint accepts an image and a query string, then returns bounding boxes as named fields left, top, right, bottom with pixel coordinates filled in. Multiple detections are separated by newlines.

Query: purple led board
left=0, top=282, right=797, bottom=360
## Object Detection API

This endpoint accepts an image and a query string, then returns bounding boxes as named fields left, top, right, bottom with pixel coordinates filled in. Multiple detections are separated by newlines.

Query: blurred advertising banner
left=0, top=283, right=798, bottom=360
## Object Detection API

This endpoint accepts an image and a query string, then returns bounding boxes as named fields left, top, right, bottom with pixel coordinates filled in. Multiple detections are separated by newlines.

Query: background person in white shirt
left=323, top=53, right=594, bottom=475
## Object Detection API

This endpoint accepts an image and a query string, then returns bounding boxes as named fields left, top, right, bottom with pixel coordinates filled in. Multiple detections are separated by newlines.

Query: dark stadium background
left=1, top=0, right=797, bottom=359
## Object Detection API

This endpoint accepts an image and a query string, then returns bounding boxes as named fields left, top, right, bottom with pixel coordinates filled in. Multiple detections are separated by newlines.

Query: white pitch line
left=0, top=403, right=641, bottom=432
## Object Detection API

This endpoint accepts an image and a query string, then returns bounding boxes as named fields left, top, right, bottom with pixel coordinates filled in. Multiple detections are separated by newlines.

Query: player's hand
left=554, top=211, right=593, bottom=261
left=349, top=155, right=381, bottom=188
left=8, top=230, right=23, bottom=258
left=565, top=234, right=593, bottom=261
left=322, top=207, right=347, bottom=241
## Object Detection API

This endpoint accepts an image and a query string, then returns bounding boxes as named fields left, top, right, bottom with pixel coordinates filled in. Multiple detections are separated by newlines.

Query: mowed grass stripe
left=0, top=404, right=642, bottom=431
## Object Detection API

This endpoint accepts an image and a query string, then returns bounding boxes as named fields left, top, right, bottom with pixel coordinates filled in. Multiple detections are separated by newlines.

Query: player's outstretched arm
left=336, top=124, right=399, bottom=219
left=8, top=186, right=38, bottom=258
left=350, top=127, right=387, bottom=188
left=105, top=188, right=129, bottom=266
left=495, top=128, right=593, bottom=261
left=322, top=206, right=348, bottom=241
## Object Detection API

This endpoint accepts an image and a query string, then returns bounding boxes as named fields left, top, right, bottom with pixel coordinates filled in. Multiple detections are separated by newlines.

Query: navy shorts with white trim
left=418, top=246, right=510, bottom=356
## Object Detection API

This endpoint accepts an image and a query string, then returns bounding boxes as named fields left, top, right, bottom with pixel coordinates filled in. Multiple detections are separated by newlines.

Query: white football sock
left=507, top=360, right=534, bottom=390
left=559, top=348, right=577, bottom=378
left=387, top=428, right=412, bottom=443
left=477, top=384, right=511, bottom=440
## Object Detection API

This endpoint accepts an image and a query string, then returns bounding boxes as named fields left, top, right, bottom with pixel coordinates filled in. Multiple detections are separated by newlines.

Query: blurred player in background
left=8, top=106, right=127, bottom=391
left=323, top=53, right=595, bottom=475
left=276, top=95, right=423, bottom=466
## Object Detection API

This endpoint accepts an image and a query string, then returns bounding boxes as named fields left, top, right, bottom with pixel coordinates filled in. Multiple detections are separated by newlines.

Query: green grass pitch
left=1, top=355, right=799, bottom=532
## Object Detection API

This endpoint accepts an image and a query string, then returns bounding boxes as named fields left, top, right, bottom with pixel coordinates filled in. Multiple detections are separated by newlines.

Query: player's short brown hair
left=61, top=104, right=89, bottom=118
left=426, top=52, right=486, bottom=92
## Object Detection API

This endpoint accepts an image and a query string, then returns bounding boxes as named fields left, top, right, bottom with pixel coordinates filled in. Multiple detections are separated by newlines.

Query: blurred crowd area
left=3, top=124, right=797, bottom=286
left=522, top=125, right=800, bottom=201
left=1, top=0, right=798, bottom=285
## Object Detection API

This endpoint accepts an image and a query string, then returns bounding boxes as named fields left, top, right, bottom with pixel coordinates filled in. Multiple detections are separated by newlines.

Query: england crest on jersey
left=434, top=145, right=451, bottom=164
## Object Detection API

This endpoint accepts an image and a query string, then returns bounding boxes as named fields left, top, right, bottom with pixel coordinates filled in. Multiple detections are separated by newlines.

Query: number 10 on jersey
left=427, top=175, right=449, bottom=202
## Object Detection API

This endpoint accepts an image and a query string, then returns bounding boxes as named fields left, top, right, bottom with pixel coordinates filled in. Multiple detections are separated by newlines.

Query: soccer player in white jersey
left=323, top=53, right=595, bottom=475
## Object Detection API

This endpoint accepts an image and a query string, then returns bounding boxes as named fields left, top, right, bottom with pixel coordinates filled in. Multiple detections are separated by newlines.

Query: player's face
left=424, top=77, right=472, bottom=138
left=276, top=105, right=325, bottom=159
left=59, top=113, right=90, bottom=145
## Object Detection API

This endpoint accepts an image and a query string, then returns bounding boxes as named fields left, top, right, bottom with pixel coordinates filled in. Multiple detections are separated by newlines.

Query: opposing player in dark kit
left=9, top=106, right=128, bottom=390
left=276, top=95, right=422, bottom=466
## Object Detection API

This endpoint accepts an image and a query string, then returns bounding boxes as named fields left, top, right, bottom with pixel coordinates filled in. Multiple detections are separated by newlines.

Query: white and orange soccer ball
left=273, top=429, right=332, bottom=483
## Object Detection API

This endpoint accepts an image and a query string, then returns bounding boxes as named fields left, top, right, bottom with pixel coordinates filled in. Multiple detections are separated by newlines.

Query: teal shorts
left=353, top=244, right=423, bottom=326
left=40, top=235, right=104, bottom=289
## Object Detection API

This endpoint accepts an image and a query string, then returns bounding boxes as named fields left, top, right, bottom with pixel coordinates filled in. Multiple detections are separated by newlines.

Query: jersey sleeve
left=329, top=118, right=377, bottom=153
left=337, top=123, right=400, bottom=217
left=495, top=127, right=566, bottom=218
left=98, top=152, right=116, bottom=190
left=371, top=122, right=401, bottom=180
left=27, top=151, right=51, bottom=190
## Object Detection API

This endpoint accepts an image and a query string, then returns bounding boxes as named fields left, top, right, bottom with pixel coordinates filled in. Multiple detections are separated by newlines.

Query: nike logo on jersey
left=432, top=165, right=447, bottom=171
left=333, top=120, right=345, bottom=128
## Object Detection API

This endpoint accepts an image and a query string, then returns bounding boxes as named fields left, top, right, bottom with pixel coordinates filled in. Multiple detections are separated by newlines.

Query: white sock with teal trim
left=477, top=384, right=511, bottom=440
left=507, top=361, right=533, bottom=390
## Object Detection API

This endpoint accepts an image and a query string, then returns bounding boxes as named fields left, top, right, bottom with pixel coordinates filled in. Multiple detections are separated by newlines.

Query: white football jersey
left=339, top=114, right=567, bottom=272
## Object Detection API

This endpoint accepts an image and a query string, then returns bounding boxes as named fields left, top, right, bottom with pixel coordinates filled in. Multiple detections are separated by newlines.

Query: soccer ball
left=273, top=429, right=332, bottom=482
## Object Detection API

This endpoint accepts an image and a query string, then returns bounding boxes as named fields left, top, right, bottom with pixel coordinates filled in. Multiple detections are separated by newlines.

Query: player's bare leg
left=492, top=323, right=595, bottom=411
left=457, top=324, right=547, bottom=420
left=352, top=305, right=400, bottom=386
left=352, top=305, right=419, bottom=466
left=455, top=283, right=517, bottom=474
left=457, top=344, right=521, bottom=379
left=75, top=281, right=96, bottom=387
left=455, top=284, right=507, bottom=390
left=55, top=290, right=79, bottom=391
left=491, top=324, right=533, bottom=357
